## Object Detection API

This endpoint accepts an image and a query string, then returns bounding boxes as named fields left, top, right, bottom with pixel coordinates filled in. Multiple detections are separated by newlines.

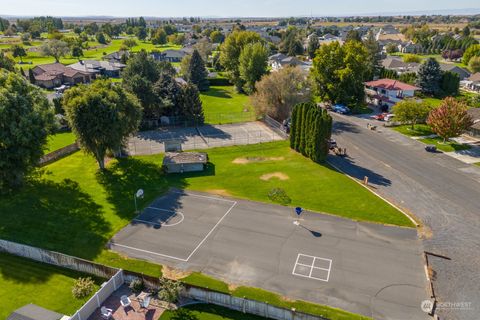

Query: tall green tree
left=416, top=58, right=442, bottom=96
left=345, top=30, right=362, bottom=43
left=392, top=99, right=432, bottom=129
left=71, top=46, right=83, bottom=60
left=468, top=56, right=480, bottom=73
left=63, top=80, right=142, bottom=170
left=180, top=83, right=204, bottom=125
left=363, top=31, right=381, bottom=79
left=185, top=49, right=209, bottom=91
left=0, top=52, right=15, bottom=71
left=11, top=45, right=27, bottom=63
left=238, top=42, right=269, bottom=94
left=152, top=28, right=167, bottom=45
left=440, top=71, right=460, bottom=96
left=427, top=97, right=473, bottom=143
left=280, top=27, right=304, bottom=56
left=40, top=39, right=69, bottom=62
left=220, top=30, right=262, bottom=91
left=153, top=72, right=183, bottom=117
left=307, top=33, right=320, bottom=59
left=462, top=44, right=480, bottom=65
left=0, top=71, right=54, bottom=191
left=311, top=41, right=369, bottom=107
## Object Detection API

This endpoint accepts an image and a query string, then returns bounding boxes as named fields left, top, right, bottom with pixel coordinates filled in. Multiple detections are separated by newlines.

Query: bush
left=72, top=277, right=95, bottom=299
left=158, top=277, right=183, bottom=303
left=268, top=188, right=291, bottom=205
left=129, top=278, right=145, bottom=293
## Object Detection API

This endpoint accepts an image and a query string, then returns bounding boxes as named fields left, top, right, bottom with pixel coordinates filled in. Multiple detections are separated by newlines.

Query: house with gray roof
left=69, top=60, right=126, bottom=78
left=439, top=63, right=471, bottom=80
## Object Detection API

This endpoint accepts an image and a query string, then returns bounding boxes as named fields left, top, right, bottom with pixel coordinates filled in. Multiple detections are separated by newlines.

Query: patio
left=88, top=285, right=165, bottom=320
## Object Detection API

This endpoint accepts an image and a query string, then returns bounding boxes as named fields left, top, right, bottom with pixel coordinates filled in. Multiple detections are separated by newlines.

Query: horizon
left=1, top=0, right=480, bottom=18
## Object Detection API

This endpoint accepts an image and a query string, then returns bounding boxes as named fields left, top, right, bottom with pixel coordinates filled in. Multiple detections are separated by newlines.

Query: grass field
left=200, top=86, right=256, bottom=124
left=0, top=252, right=102, bottom=319
left=160, top=304, right=267, bottom=320
left=45, top=132, right=76, bottom=154
left=180, top=273, right=370, bottom=320
left=392, top=124, right=433, bottom=137
left=419, top=137, right=472, bottom=152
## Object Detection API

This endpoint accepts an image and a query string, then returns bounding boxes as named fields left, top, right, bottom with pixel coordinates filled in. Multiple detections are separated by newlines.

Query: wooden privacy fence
left=39, top=142, right=79, bottom=166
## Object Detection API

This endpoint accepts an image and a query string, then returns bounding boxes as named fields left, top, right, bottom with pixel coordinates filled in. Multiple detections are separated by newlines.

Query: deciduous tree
left=238, top=42, right=268, bottom=94
left=427, top=97, right=473, bottom=143
left=63, top=80, right=142, bottom=170
left=468, top=56, right=480, bottom=73
left=307, top=33, right=320, bottom=59
left=392, top=99, right=432, bottom=129
left=11, top=45, right=27, bottom=62
left=251, top=66, right=311, bottom=121
left=0, top=71, right=54, bottom=191
left=40, top=39, right=69, bottom=62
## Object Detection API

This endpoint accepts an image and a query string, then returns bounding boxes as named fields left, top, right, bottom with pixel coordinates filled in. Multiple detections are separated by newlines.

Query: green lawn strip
left=392, top=124, right=434, bottom=137
left=160, top=303, right=266, bottom=320
left=200, top=85, right=256, bottom=124
left=232, top=287, right=370, bottom=320
left=422, top=97, right=443, bottom=107
left=0, top=251, right=102, bottom=319
left=419, top=137, right=472, bottom=152
left=181, top=272, right=230, bottom=293
left=45, top=132, right=76, bottom=154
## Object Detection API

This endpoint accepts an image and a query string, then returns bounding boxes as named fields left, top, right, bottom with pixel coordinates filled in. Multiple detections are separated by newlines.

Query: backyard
left=45, top=132, right=76, bottom=154
left=200, top=85, right=256, bottom=124
left=0, top=252, right=102, bottom=319
left=160, top=304, right=266, bottom=320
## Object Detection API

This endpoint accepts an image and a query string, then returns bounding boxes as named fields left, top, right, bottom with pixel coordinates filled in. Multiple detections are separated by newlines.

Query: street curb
left=326, top=160, right=420, bottom=228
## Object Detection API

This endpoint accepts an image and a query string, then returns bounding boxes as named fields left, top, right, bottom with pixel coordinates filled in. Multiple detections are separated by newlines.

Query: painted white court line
left=115, top=195, right=237, bottom=262
left=292, top=253, right=332, bottom=282
left=133, top=211, right=184, bottom=227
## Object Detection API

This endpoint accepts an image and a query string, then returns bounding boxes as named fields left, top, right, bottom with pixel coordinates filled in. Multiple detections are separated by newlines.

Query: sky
left=1, top=0, right=480, bottom=17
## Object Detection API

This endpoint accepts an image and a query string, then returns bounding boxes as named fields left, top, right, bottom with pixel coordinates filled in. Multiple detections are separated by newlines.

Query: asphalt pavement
left=329, top=113, right=480, bottom=320
left=111, top=189, right=428, bottom=320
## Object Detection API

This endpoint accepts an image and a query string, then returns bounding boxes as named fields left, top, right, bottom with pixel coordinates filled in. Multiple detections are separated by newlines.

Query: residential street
left=329, top=113, right=480, bottom=320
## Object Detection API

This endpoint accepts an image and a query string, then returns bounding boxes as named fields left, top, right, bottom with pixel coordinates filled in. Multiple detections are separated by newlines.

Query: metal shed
left=162, top=152, right=208, bottom=173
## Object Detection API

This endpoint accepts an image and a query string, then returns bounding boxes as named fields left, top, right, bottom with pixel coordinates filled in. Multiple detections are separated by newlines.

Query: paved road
left=111, top=190, right=428, bottom=320
left=329, top=113, right=480, bottom=320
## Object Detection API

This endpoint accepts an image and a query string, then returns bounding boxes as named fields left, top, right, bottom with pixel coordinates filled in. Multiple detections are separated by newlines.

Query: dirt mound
left=232, top=156, right=284, bottom=164
left=260, top=172, right=289, bottom=181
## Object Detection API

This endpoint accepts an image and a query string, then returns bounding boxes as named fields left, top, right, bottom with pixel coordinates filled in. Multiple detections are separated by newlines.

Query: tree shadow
left=332, top=120, right=361, bottom=134
left=0, top=179, right=110, bottom=261
left=201, top=87, right=233, bottom=99
left=327, top=155, right=392, bottom=187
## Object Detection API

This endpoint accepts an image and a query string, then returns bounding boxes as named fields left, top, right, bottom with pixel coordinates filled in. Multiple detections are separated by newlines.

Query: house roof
left=439, top=63, right=471, bottom=78
left=7, top=304, right=63, bottom=320
left=33, top=62, right=88, bottom=80
left=468, top=72, right=480, bottom=82
left=382, top=57, right=407, bottom=69
left=365, top=78, right=420, bottom=91
left=163, top=152, right=208, bottom=165
left=69, top=60, right=126, bottom=73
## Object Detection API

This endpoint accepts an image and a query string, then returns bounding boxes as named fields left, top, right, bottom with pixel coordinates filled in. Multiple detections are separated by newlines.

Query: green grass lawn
left=180, top=274, right=370, bottom=320
left=419, top=137, right=472, bottom=152
left=200, top=86, right=256, bottom=124
left=0, top=252, right=102, bottom=319
left=45, top=132, right=76, bottom=154
left=160, top=304, right=267, bottom=320
left=0, top=142, right=411, bottom=269
left=392, top=124, right=434, bottom=137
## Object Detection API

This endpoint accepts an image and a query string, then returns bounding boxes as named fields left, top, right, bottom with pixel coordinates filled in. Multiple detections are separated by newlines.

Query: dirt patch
left=206, top=189, right=232, bottom=197
left=232, top=156, right=284, bottom=164
left=260, top=172, right=289, bottom=181
left=162, top=265, right=191, bottom=280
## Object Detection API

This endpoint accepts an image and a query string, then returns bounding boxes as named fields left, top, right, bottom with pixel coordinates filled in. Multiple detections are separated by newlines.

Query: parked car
left=371, top=113, right=395, bottom=121
left=425, top=145, right=437, bottom=152
left=332, top=104, right=350, bottom=114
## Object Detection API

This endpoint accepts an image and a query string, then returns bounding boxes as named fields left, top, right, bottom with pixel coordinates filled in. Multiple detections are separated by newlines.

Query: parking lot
left=111, top=190, right=429, bottom=319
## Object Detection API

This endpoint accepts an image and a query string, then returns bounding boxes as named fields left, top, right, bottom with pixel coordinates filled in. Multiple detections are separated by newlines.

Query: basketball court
left=110, top=189, right=429, bottom=319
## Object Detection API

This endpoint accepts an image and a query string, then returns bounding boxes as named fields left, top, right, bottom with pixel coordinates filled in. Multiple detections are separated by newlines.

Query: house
left=7, top=304, right=64, bottom=320
left=439, top=63, right=471, bottom=80
left=466, top=108, right=480, bottom=137
left=162, top=152, right=208, bottom=173
left=399, top=41, right=423, bottom=54
left=152, top=49, right=190, bottom=62
left=103, top=50, right=129, bottom=63
left=381, top=57, right=420, bottom=74
left=31, top=63, right=91, bottom=89
left=69, top=60, right=126, bottom=78
left=268, top=54, right=310, bottom=71
left=364, top=78, right=420, bottom=110
left=461, top=73, right=480, bottom=92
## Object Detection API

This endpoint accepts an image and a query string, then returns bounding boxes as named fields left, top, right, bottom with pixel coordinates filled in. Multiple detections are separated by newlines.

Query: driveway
left=329, top=113, right=480, bottom=320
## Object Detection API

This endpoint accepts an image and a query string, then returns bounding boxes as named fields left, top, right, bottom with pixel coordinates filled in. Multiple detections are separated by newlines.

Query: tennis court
left=110, top=189, right=429, bottom=319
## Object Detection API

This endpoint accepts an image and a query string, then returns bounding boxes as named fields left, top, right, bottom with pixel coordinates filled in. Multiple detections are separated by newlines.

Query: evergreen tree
left=153, top=73, right=182, bottom=117
left=186, top=49, right=209, bottom=91
left=28, top=68, right=36, bottom=84
left=180, top=83, right=204, bottom=126
left=307, top=34, right=320, bottom=59
left=363, top=31, right=381, bottom=79
left=416, top=58, right=442, bottom=96
left=440, top=71, right=459, bottom=96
